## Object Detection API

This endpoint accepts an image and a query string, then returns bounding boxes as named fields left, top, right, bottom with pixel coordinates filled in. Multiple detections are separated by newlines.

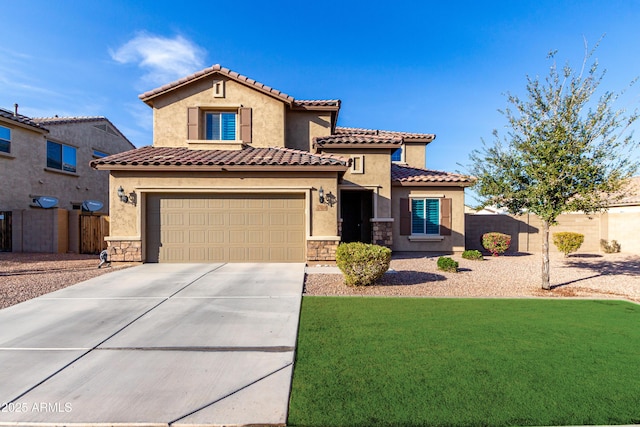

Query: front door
left=340, top=190, right=372, bottom=243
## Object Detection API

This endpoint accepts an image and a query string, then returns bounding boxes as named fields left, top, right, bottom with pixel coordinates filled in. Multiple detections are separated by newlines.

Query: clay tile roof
left=609, top=176, right=640, bottom=206
left=91, top=145, right=349, bottom=170
left=392, top=164, right=475, bottom=186
left=32, top=116, right=106, bottom=125
left=335, top=126, right=435, bottom=140
left=314, top=134, right=403, bottom=148
left=139, top=64, right=295, bottom=104
left=293, top=100, right=341, bottom=109
left=0, top=107, right=48, bottom=132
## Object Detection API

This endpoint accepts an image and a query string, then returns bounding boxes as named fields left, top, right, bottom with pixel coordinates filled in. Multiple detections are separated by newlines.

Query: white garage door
left=146, top=193, right=306, bottom=262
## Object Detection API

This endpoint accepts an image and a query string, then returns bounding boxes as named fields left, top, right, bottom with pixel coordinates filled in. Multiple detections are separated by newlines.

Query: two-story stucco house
left=92, top=65, right=473, bottom=263
left=0, top=107, right=134, bottom=253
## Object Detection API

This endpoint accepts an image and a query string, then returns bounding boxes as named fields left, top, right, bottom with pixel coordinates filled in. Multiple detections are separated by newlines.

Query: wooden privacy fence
left=80, top=214, right=109, bottom=254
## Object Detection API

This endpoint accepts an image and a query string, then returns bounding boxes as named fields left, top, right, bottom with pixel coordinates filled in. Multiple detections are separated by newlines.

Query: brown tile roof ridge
left=293, top=99, right=341, bottom=107
left=0, top=107, right=48, bottom=132
left=314, top=134, right=403, bottom=147
left=391, top=163, right=475, bottom=184
left=139, top=64, right=295, bottom=104
left=336, top=126, right=435, bottom=140
left=91, top=145, right=349, bottom=169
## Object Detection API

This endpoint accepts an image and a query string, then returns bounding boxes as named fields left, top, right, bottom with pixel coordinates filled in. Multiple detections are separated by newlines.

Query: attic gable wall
left=151, top=76, right=286, bottom=148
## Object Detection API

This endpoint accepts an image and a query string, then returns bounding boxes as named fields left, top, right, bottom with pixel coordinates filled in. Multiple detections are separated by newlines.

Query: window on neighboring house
left=47, top=140, right=77, bottom=173
left=92, top=149, right=109, bottom=158
left=205, top=112, right=236, bottom=140
left=391, top=147, right=403, bottom=162
left=411, top=198, right=440, bottom=234
left=0, top=125, right=10, bottom=153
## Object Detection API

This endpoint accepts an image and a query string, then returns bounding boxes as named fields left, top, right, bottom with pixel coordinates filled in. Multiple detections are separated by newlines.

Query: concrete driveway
left=0, top=262, right=304, bottom=426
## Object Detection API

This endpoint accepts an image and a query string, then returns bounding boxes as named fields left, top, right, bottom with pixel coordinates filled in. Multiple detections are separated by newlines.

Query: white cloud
left=110, top=33, right=206, bottom=87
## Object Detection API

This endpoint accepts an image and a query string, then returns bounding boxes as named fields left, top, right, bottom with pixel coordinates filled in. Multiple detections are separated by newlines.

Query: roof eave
left=392, top=180, right=474, bottom=187
left=0, top=116, right=49, bottom=134
left=92, top=164, right=348, bottom=172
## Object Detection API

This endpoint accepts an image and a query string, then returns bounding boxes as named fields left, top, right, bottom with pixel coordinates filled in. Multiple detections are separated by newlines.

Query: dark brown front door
left=340, top=190, right=372, bottom=243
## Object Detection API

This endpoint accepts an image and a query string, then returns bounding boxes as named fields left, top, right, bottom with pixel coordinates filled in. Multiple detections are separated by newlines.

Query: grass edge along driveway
left=288, top=297, right=640, bottom=427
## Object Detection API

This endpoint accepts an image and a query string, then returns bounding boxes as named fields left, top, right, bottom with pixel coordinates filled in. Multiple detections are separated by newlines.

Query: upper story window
left=92, top=149, right=109, bottom=158
left=47, top=140, right=77, bottom=173
left=205, top=112, right=236, bottom=140
left=391, top=147, right=403, bottom=162
left=0, top=125, right=11, bottom=153
left=411, top=198, right=440, bottom=235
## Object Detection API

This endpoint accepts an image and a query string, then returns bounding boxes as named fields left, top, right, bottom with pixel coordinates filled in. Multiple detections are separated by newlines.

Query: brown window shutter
left=400, top=198, right=411, bottom=235
left=187, top=107, right=199, bottom=140
left=440, top=198, right=452, bottom=236
left=239, top=107, right=252, bottom=143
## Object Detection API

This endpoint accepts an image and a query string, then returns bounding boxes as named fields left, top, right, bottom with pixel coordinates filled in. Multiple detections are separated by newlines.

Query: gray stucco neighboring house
left=0, top=106, right=135, bottom=253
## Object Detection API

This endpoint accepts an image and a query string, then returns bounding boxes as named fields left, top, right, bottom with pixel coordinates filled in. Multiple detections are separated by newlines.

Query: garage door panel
left=247, top=213, right=264, bottom=226
left=229, top=214, right=245, bottom=226
left=147, top=193, right=305, bottom=263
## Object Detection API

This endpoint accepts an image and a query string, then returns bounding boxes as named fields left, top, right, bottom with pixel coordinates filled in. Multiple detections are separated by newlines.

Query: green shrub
left=336, top=242, right=392, bottom=286
left=481, top=232, right=511, bottom=256
left=553, top=232, right=585, bottom=257
left=462, top=250, right=483, bottom=260
left=437, top=256, right=459, bottom=273
left=600, top=239, right=621, bottom=254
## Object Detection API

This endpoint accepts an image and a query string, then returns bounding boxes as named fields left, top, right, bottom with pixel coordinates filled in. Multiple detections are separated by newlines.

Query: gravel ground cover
left=0, top=252, right=138, bottom=309
left=305, top=252, right=640, bottom=303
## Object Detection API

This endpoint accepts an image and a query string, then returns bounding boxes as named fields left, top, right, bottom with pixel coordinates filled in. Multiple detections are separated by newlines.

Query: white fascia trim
left=307, top=236, right=341, bottom=241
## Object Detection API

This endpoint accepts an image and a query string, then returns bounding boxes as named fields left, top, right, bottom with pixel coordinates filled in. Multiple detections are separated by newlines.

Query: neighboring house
left=92, top=65, right=474, bottom=263
left=606, top=176, right=640, bottom=253
left=0, top=107, right=135, bottom=253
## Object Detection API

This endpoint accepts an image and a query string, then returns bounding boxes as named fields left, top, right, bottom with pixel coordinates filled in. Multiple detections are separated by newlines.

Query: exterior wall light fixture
left=117, top=186, right=137, bottom=206
left=318, top=186, right=336, bottom=207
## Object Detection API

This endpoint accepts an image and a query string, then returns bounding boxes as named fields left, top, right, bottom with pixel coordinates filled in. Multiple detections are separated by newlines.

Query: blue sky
left=2, top=0, right=640, bottom=196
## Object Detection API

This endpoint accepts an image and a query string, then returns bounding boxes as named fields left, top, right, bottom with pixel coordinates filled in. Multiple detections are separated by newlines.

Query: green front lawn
left=288, top=297, right=640, bottom=426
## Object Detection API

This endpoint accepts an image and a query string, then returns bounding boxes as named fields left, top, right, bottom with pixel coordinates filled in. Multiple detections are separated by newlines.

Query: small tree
left=469, top=42, right=638, bottom=289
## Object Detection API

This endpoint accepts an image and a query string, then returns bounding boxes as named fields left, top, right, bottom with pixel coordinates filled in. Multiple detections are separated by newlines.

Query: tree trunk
left=541, top=220, right=551, bottom=290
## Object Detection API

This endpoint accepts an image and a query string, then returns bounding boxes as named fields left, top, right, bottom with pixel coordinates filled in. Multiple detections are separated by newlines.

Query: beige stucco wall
left=285, top=111, right=332, bottom=151
left=391, top=185, right=467, bottom=253
left=319, top=148, right=393, bottom=218
left=607, top=206, right=640, bottom=253
left=108, top=170, right=342, bottom=259
left=150, top=77, right=287, bottom=149
left=404, top=143, right=426, bottom=169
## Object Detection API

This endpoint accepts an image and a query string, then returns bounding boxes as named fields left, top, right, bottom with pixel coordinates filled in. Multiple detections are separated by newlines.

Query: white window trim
left=391, top=145, right=405, bottom=163
left=351, top=155, right=364, bottom=174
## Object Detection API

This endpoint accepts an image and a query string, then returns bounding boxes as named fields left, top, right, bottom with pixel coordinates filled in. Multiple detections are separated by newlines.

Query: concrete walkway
left=0, top=262, right=305, bottom=426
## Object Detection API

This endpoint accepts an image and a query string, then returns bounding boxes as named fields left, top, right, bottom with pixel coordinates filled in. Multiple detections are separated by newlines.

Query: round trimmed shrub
left=437, top=256, right=459, bottom=273
left=336, top=242, right=391, bottom=286
left=553, top=232, right=584, bottom=257
left=482, top=232, right=511, bottom=256
left=462, top=250, right=483, bottom=260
